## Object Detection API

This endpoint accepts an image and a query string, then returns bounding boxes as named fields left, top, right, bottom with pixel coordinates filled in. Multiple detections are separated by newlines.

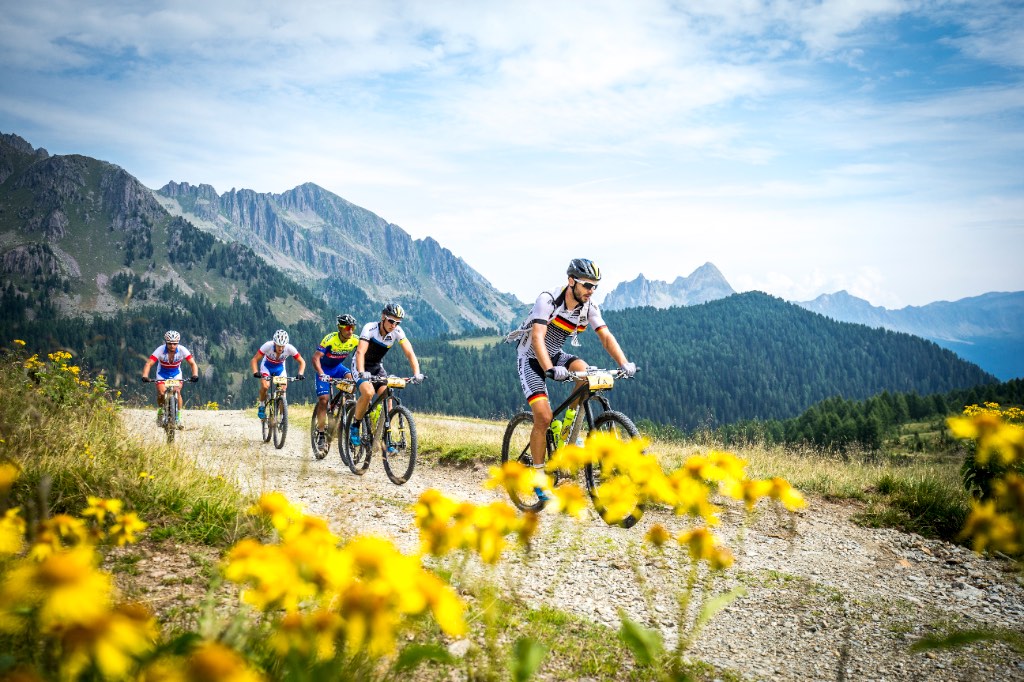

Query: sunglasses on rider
left=383, top=317, right=401, bottom=326
left=574, top=279, right=598, bottom=291
left=338, top=324, right=354, bottom=331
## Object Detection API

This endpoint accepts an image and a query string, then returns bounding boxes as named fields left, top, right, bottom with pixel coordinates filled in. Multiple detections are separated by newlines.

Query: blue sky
left=1, top=1, right=1022, bottom=307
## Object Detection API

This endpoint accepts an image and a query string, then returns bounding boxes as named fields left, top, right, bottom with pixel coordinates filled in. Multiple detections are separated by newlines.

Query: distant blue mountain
left=795, top=291, right=1024, bottom=381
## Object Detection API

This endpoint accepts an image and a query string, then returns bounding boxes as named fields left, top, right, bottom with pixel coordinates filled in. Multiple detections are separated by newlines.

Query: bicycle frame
left=546, top=369, right=618, bottom=450
left=364, top=376, right=407, bottom=447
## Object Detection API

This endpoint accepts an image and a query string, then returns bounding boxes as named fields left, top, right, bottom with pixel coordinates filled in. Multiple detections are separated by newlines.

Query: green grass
left=449, top=336, right=503, bottom=349
left=0, top=349, right=264, bottom=545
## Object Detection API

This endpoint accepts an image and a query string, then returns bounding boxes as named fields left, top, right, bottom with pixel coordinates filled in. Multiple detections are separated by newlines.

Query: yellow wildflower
left=0, top=462, right=20, bottom=493
left=12, top=339, right=25, bottom=346
left=770, top=477, right=807, bottom=511
left=83, top=497, right=124, bottom=523
left=249, top=491, right=303, bottom=533
left=592, top=475, right=641, bottom=526
left=109, top=512, right=147, bottom=545
left=552, top=482, right=589, bottom=518
left=960, top=499, right=1020, bottom=555
left=187, top=641, right=265, bottom=682
left=645, top=523, right=672, bottom=548
left=677, top=527, right=723, bottom=564
left=139, top=471, right=154, bottom=481
left=59, top=602, right=159, bottom=681
left=948, top=414, right=1024, bottom=466
left=0, top=508, right=25, bottom=556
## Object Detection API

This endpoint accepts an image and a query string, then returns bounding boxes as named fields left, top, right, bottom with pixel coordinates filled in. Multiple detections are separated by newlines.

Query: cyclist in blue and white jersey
left=349, top=302, right=425, bottom=446
left=515, top=258, right=636, bottom=501
left=249, top=329, right=306, bottom=419
left=311, top=313, right=359, bottom=450
left=140, top=330, right=200, bottom=426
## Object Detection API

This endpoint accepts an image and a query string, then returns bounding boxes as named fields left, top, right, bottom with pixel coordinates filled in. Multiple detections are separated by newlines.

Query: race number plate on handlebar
left=163, top=379, right=183, bottom=389
left=273, top=376, right=289, bottom=386
left=387, top=376, right=407, bottom=389
left=338, top=381, right=355, bottom=393
left=587, top=372, right=615, bottom=390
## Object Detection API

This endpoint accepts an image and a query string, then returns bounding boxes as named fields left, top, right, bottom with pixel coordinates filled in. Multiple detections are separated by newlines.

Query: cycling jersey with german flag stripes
left=316, top=332, right=358, bottom=372
left=516, top=289, right=607, bottom=361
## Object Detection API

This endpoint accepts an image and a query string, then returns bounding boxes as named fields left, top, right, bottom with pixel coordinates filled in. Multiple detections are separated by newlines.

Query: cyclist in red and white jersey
left=140, top=330, right=200, bottom=426
left=250, top=329, right=306, bottom=420
left=515, top=258, right=636, bottom=501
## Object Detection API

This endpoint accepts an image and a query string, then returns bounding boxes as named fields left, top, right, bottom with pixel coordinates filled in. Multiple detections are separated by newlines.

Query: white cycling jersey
left=516, top=289, right=606, bottom=360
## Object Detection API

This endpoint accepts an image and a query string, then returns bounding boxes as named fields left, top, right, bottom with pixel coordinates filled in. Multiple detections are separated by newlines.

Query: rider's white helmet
left=164, top=330, right=181, bottom=343
left=273, top=329, right=290, bottom=346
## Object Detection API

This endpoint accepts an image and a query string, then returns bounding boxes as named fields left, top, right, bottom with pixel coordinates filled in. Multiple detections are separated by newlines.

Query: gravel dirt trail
left=121, top=407, right=1024, bottom=681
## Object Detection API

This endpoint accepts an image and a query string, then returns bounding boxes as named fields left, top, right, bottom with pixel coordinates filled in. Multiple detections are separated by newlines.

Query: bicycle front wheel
left=273, top=396, right=288, bottom=449
left=500, top=412, right=546, bottom=512
left=165, top=398, right=178, bottom=445
left=382, top=405, right=417, bottom=485
left=584, top=410, right=643, bottom=529
left=343, top=403, right=371, bottom=475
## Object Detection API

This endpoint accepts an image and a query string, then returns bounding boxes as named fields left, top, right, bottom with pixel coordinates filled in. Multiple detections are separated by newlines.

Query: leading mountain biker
left=250, top=329, right=306, bottom=419
left=514, top=258, right=637, bottom=502
left=311, top=313, right=359, bottom=451
left=349, top=302, right=425, bottom=447
left=140, top=330, right=200, bottom=427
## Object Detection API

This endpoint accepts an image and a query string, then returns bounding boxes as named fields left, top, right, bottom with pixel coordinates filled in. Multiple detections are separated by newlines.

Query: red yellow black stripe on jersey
left=527, top=392, right=549, bottom=405
left=550, top=315, right=585, bottom=334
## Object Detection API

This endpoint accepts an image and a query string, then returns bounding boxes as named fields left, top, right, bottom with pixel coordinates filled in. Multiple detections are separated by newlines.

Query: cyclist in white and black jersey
left=349, top=302, right=425, bottom=446
left=516, top=258, right=636, bottom=501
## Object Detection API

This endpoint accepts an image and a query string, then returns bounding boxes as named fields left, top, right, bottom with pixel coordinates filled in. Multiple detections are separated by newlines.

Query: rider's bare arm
left=188, top=357, right=199, bottom=378
left=401, top=340, right=420, bottom=375
left=141, top=358, right=155, bottom=379
left=595, top=327, right=628, bottom=368
left=354, top=340, right=369, bottom=374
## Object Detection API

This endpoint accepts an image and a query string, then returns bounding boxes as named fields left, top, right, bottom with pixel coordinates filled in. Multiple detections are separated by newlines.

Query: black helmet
left=567, top=258, right=601, bottom=282
left=336, top=314, right=357, bottom=326
left=382, top=302, right=405, bottom=319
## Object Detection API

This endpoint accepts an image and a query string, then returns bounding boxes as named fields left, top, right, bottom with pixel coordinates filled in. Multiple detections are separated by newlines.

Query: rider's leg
left=156, top=383, right=166, bottom=407
left=529, top=398, right=553, bottom=466
left=353, top=381, right=374, bottom=421
left=316, top=394, right=329, bottom=430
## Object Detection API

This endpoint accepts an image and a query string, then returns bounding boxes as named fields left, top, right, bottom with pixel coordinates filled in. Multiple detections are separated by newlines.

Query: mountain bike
left=310, top=376, right=356, bottom=461
left=500, top=367, right=642, bottom=528
left=142, top=375, right=196, bottom=445
left=343, top=375, right=420, bottom=485
left=258, top=375, right=300, bottom=449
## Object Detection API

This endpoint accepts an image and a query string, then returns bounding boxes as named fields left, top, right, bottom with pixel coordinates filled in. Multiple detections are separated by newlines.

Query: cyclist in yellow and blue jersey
left=312, top=314, right=359, bottom=448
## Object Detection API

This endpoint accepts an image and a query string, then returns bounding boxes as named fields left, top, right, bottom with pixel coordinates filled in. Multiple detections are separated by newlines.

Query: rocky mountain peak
left=602, top=262, right=735, bottom=310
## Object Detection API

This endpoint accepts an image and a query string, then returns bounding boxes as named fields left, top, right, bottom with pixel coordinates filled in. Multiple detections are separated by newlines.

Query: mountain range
left=600, top=267, right=1023, bottom=381
left=0, top=132, right=517, bottom=335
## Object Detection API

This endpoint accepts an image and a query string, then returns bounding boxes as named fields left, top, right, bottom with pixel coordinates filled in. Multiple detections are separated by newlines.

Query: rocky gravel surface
left=122, top=408, right=1024, bottom=681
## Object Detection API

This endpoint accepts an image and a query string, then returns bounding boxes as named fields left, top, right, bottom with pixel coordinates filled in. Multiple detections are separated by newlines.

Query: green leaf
left=912, top=628, right=1024, bottom=653
left=392, top=643, right=456, bottom=673
left=693, top=586, right=747, bottom=636
left=511, top=637, right=547, bottom=682
left=617, top=611, right=664, bottom=665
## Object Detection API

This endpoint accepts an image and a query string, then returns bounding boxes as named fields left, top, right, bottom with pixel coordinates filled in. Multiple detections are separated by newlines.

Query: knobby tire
left=584, top=410, right=644, bottom=529
left=382, top=405, right=417, bottom=485
left=500, top=412, right=545, bottom=512
left=273, top=395, right=288, bottom=449
left=343, top=403, right=371, bottom=475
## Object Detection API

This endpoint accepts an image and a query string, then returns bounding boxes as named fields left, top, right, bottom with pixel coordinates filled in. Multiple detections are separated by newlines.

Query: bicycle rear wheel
left=500, top=412, right=546, bottom=512
left=382, top=405, right=417, bottom=485
left=261, top=395, right=272, bottom=443
left=273, top=396, right=288, bottom=449
left=343, top=403, right=371, bottom=475
left=584, top=410, right=643, bottom=528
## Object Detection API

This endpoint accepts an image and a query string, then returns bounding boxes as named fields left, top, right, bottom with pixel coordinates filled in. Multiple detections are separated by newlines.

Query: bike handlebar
left=560, top=367, right=638, bottom=382
left=253, top=375, right=302, bottom=381
left=142, top=376, right=199, bottom=383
